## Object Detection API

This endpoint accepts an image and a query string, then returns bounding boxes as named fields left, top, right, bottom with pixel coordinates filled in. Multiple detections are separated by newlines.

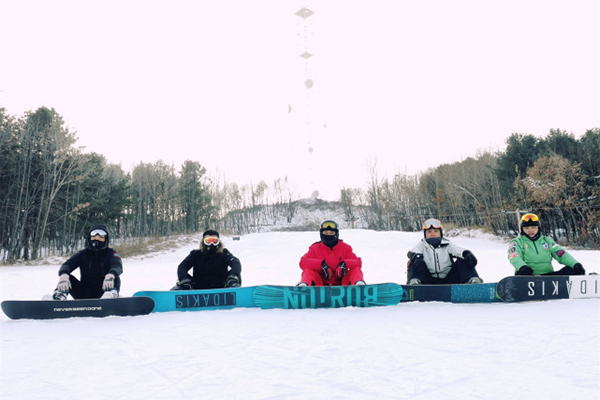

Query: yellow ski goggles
left=321, top=221, right=338, bottom=230
left=521, top=213, right=539, bottom=223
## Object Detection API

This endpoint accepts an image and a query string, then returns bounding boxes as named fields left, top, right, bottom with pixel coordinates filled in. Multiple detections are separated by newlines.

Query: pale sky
left=1, top=0, right=599, bottom=200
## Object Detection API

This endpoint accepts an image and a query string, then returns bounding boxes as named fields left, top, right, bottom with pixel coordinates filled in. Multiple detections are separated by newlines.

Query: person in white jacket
left=406, top=218, right=483, bottom=285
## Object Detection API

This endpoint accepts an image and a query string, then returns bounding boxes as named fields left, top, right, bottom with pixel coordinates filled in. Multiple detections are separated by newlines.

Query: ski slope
left=1, top=230, right=599, bottom=399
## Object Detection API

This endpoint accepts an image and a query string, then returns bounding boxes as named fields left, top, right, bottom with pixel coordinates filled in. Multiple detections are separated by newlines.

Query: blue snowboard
left=401, top=283, right=500, bottom=303
left=133, top=287, right=258, bottom=312
left=253, top=283, right=403, bottom=309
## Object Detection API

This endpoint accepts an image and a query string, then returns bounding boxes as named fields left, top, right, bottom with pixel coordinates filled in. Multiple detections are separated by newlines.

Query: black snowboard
left=1, top=297, right=155, bottom=320
left=496, top=275, right=600, bottom=302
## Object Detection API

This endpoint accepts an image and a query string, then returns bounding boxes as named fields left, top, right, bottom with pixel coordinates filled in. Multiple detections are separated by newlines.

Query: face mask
left=89, top=239, right=106, bottom=251
left=322, top=235, right=339, bottom=248
left=425, top=237, right=442, bottom=247
left=205, top=244, right=218, bottom=253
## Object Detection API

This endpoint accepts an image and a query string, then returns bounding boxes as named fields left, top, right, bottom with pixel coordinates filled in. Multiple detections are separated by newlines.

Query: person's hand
left=102, top=274, right=115, bottom=290
left=57, top=274, right=71, bottom=292
left=178, top=279, right=193, bottom=290
left=573, top=263, right=585, bottom=275
left=336, top=261, right=347, bottom=278
left=462, top=251, right=478, bottom=267
left=516, top=265, right=534, bottom=275
left=225, top=275, right=240, bottom=288
left=170, top=279, right=193, bottom=291
left=321, top=261, right=331, bottom=279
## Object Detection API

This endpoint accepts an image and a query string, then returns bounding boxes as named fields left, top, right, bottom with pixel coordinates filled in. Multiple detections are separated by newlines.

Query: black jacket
left=58, top=224, right=123, bottom=289
left=177, top=248, right=241, bottom=289
left=58, top=248, right=123, bottom=288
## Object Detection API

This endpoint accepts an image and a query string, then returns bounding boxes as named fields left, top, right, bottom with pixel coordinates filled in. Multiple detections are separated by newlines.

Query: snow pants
left=542, top=266, right=584, bottom=276
left=300, top=267, right=364, bottom=286
left=407, top=258, right=480, bottom=284
left=61, top=274, right=121, bottom=299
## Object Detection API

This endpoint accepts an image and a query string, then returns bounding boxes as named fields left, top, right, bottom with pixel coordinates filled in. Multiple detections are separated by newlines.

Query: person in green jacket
left=508, top=213, right=585, bottom=275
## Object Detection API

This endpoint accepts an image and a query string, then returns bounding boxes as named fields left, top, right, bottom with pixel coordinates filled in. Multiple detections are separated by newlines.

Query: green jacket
left=507, top=234, right=579, bottom=274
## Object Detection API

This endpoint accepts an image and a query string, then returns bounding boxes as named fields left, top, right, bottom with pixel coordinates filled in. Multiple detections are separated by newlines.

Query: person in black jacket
left=51, top=224, right=123, bottom=300
left=171, top=230, right=242, bottom=290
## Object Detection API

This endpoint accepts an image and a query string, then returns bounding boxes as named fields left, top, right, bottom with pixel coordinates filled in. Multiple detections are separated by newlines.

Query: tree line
left=342, top=129, right=600, bottom=246
left=1, top=107, right=599, bottom=262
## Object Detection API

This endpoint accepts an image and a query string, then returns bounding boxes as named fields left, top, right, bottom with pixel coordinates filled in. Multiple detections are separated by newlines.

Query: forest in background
left=1, top=106, right=599, bottom=262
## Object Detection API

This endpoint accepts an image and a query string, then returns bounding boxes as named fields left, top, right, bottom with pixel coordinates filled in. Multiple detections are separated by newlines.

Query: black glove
left=462, top=250, right=478, bottom=267
left=170, top=278, right=193, bottom=291
left=516, top=265, right=534, bottom=275
left=321, top=261, right=331, bottom=280
left=224, top=275, right=241, bottom=288
left=336, top=261, right=347, bottom=278
left=573, top=263, right=585, bottom=275
left=408, top=253, right=424, bottom=269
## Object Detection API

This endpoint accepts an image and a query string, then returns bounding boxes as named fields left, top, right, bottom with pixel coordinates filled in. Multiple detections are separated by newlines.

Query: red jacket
left=299, top=240, right=363, bottom=285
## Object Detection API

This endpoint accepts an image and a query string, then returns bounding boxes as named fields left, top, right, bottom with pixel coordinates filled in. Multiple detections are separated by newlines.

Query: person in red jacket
left=298, top=220, right=365, bottom=286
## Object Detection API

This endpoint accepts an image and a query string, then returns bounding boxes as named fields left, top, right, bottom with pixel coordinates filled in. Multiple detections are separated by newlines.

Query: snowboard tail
left=253, top=283, right=403, bottom=309
left=496, top=275, right=600, bottom=302
left=133, top=286, right=257, bottom=312
left=1, top=297, right=155, bottom=320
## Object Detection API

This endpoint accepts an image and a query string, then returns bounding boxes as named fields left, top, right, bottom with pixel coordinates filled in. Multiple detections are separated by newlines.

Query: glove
left=462, top=251, right=478, bottom=267
left=170, top=279, right=193, bottom=291
left=408, top=253, right=424, bottom=270
left=516, top=265, right=534, bottom=275
left=410, top=253, right=424, bottom=263
left=321, top=261, right=331, bottom=280
left=573, top=263, right=585, bottom=275
left=224, top=275, right=240, bottom=288
left=336, top=261, right=347, bottom=278
left=102, top=274, right=115, bottom=290
left=57, top=274, right=71, bottom=292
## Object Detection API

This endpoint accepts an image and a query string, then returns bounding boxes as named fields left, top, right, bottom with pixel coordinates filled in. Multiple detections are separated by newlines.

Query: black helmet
left=520, top=213, right=540, bottom=228
left=320, top=220, right=339, bottom=248
left=87, top=224, right=109, bottom=252
left=520, top=213, right=541, bottom=240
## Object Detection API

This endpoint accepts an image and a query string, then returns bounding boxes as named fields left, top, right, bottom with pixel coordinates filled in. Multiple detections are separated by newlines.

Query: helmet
left=520, top=213, right=540, bottom=228
left=422, top=218, right=443, bottom=237
left=320, top=220, right=339, bottom=248
left=87, top=224, right=109, bottom=252
left=520, top=213, right=541, bottom=240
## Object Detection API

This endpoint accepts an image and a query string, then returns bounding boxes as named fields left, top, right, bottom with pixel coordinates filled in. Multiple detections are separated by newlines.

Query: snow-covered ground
left=1, top=230, right=599, bottom=400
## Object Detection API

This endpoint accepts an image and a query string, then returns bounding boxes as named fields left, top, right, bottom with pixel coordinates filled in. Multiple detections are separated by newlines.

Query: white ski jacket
left=408, top=237, right=468, bottom=279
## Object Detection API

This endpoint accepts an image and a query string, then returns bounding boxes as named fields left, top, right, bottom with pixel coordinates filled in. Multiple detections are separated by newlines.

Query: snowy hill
left=221, top=197, right=371, bottom=234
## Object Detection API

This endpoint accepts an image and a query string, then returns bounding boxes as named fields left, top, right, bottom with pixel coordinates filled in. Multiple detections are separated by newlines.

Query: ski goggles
left=90, top=229, right=107, bottom=238
left=422, top=219, right=442, bottom=230
left=203, top=237, right=220, bottom=246
left=321, top=221, right=338, bottom=230
left=521, top=213, right=539, bottom=223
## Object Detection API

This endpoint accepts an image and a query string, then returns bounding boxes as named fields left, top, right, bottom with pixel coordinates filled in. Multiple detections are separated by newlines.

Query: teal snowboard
left=253, top=283, right=403, bottom=309
left=133, top=287, right=257, bottom=312
left=401, top=282, right=501, bottom=303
